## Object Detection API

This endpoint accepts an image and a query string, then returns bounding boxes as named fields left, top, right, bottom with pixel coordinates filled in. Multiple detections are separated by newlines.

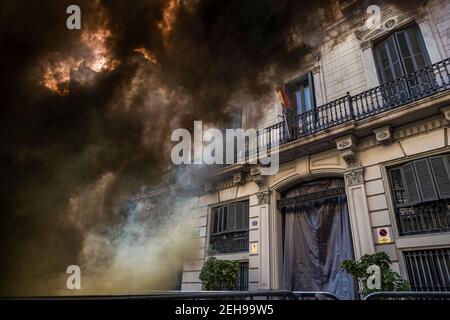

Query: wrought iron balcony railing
left=396, top=199, right=450, bottom=236
left=245, top=58, right=450, bottom=156
left=209, top=230, right=249, bottom=254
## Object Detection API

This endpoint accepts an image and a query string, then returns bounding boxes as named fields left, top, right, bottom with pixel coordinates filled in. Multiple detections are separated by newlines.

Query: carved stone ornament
left=354, top=6, right=411, bottom=42
left=360, top=40, right=373, bottom=51
left=233, top=172, right=245, bottom=185
left=336, top=135, right=359, bottom=168
left=257, top=190, right=272, bottom=205
left=344, top=167, right=364, bottom=186
left=253, top=174, right=268, bottom=191
left=373, top=125, right=392, bottom=144
left=341, top=148, right=358, bottom=168
left=441, top=106, right=450, bottom=121
left=336, top=135, right=356, bottom=151
left=250, top=165, right=268, bottom=190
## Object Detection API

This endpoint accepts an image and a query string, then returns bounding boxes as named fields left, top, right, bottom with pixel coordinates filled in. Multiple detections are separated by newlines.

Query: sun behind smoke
left=40, top=26, right=118, bottom=96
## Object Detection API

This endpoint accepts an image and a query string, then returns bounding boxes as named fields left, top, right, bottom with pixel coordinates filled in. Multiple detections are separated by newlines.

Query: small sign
left=376, top=227, right=393, bottom=244
left=251, top=243, right=258, bottom=254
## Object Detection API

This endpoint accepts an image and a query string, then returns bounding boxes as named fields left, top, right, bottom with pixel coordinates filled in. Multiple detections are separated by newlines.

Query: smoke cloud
left=0, top=0, right=420, bottom=295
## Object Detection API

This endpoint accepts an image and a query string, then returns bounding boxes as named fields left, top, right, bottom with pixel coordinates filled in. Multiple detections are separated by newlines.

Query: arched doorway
left=278, top=178, right=357, bottom=299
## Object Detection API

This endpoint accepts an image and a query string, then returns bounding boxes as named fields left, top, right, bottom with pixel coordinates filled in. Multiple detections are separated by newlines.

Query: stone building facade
left=180, top=0, right=450, bottom=295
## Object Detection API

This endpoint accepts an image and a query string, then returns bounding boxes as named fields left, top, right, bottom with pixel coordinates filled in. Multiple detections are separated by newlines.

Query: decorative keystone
left=335, top=135, right=357, bottom=151
left=373, top=125, right=392, bottom=144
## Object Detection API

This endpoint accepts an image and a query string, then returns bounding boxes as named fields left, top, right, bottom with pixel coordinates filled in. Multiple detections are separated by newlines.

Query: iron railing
left=244, top=58, right=450, bottom=156
left=209, top=230, right=249, bottom=254
left=396, top=199, right=450, bottom=236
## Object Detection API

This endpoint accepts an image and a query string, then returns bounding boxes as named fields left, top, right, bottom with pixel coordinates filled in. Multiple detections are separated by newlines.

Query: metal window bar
left=404, top=248, right=450, bottom=292
left=234, top=261, right=249, bottom=291
left=209, top=230, right=249, bottom=254
left=395, top=199, right=450, bottom=235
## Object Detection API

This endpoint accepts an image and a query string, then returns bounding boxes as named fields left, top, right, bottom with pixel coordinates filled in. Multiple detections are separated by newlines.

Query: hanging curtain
left=282, top=179, right=357, bottom=300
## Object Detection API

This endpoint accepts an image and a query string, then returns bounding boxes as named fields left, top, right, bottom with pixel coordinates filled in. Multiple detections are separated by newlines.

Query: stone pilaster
left=336, top=135, right=375, bottom=259
left=249, top=165, right=271, bottom=289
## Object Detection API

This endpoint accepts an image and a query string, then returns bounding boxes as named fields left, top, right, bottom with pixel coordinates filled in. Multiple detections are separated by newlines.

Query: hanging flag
left=276, top=86, right=292, bottom=139
left=276, top=87, right=291, bottom=110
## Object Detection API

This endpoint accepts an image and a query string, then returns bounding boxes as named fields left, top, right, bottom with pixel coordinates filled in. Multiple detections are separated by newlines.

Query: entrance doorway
left=278, top=178, right=357, bottom=299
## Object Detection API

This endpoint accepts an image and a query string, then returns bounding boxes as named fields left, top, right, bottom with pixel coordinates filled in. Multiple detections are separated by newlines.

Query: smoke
left=64, top=172, right=197, bottom=295
left=0, top=0, right=420, bottom=296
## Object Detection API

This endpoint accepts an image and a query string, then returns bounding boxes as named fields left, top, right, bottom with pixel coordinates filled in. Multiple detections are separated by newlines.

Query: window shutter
left=218, top=207, right=225, bottom=233
left=244, top=202, right=249, bottom=230
left=413, top=159, right=439, bottom=202
left=212, top=209, right=218, bottom=234
left=403, top=162, right=422, bottom=205
left=429, top=155, right=450, bottom=199
left=389, top=168, right=408, bottom=207
left=227, top=204, right=236, bottom=232
left=235, top=203, right=244, bottom=230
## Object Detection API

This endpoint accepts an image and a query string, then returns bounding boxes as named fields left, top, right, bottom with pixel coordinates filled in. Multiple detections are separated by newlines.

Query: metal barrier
left=3, top=290, right=339, bottom=300
left=6, top=290, right=450, bottom=300
left=364, top=291, right=450, bottom=300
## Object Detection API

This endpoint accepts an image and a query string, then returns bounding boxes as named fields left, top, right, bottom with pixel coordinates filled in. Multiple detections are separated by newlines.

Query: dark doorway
left=279, top=178, right=357, bottom=300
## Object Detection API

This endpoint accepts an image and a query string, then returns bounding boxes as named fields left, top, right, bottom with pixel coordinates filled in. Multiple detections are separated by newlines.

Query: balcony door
left=286, top=73, right=316, bottom=135
left=374, top=25, right=432, bottom=102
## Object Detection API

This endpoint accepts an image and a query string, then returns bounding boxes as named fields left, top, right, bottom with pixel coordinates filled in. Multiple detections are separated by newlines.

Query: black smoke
left=0, top=0, right=420, bottom=295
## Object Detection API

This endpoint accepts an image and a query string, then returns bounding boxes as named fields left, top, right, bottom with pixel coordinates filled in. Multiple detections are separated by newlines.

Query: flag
left=276, top=87, right=291, bottom=110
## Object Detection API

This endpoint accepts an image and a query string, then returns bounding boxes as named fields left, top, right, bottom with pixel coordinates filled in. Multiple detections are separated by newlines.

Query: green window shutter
left=413, top=159, right=439, bottom=202
left=429, top=155, right=450, bottom=199
left=227, top=204, right=236, bottom=232
left=235, top=202, right=244, bottom=231
left=403, top=162, right=422, bottom=205
left=211, top=209, right=219, bottom=233
left=244, top=202, right=249, bottom=230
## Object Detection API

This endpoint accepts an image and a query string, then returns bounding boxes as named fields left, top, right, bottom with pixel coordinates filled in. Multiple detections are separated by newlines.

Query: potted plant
left=199, top=257, right=240, bottom=291
left=341, top=252, right=410, bottom=297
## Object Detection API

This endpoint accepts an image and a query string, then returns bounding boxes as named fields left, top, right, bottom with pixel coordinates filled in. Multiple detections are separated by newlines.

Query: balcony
left=209, top=230, right=249, bottom=254
left=249, top=58, right=450, bottom=154
left=396, top=199, right=450, bottom=236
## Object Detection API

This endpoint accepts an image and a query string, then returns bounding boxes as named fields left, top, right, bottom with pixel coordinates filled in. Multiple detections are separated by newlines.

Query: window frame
left=373, top=23, right=431, bottom=84
left=285, top=72, right=316, bottom=117
left=387, top=153, right=450, bottom=237
left=210, top=201, right=249, bottom=236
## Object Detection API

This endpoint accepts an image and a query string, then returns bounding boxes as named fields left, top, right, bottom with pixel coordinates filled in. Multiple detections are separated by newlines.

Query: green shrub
left=199, top=257, right=240, bottom=291
left=341, top=252, right=410, bottom=296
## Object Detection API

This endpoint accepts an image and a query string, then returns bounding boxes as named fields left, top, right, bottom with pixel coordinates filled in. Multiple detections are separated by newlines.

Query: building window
left=210, top=201, right=249, bottom=254
left=403, top=248, right=450, bottom=291
left=374, top=24, right=433, bottom=99
left=388, top=154, right=450, bottom=236
left=285, top=72, right=316, bottom=133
